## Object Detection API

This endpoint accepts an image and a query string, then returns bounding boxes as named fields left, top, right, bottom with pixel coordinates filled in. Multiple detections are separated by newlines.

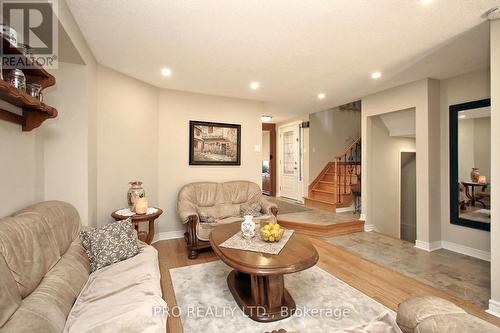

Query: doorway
left=400, top=151, right=416, bottom=243
left=262, top=123, right=276, bottom=196
left=279, top=124, right=300, bottom=200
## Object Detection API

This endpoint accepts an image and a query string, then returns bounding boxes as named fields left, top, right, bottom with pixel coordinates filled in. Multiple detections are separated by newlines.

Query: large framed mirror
left=450, top=99, right=491, bottom=231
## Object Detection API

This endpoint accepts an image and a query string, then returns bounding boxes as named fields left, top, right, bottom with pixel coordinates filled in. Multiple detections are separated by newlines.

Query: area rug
left=170, top=261, right=394, bottom=333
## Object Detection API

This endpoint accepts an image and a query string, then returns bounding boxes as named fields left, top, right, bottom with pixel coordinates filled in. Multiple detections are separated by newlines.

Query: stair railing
left=333, top=137, right=361, bottom=204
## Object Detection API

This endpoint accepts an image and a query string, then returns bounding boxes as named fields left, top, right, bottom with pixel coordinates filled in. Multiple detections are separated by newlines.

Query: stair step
left=312, top=188, right=335, bottom=194
left=304, top=197, right=337, bottom=212
left=310, top=190, right=337, bottom=203
left=319, top=181, right=335, bottom=184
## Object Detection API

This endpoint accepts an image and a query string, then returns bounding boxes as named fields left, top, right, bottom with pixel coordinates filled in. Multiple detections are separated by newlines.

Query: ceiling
left=66, top=0, right=498, bottom=122
left=379, top=108, right=416, bottom=138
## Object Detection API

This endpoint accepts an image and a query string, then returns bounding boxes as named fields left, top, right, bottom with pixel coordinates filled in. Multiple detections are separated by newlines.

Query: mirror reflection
left=262, top=130, right=271, bottom=194
left=457, top=106, right=491, bottom=225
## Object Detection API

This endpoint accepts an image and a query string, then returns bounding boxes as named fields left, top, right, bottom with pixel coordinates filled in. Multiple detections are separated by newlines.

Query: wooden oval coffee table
left=210, top=222, right=319, bottom=322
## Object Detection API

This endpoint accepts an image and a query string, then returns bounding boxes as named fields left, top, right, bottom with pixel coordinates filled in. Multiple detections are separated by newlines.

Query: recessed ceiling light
left=317, top=93, right=326, bottom=100
left=418, top=0, right=433, bottom=4
left=250, top=81, right=260, bottom=90
left=459, top=115, right=466, bottom=119
left=371, top=71, right=382, bottom=79
left=261, top=115, right=272, bottom=122
left=161, top=68, right=172, bottom=77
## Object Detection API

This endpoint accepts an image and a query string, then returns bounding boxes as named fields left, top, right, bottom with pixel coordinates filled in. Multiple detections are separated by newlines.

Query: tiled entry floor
left=325, top=232, right=490, bottom=308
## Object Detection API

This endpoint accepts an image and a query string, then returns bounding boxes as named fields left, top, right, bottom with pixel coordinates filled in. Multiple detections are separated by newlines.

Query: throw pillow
left=240, top=203, right=262, bottom=217
left=79, top=218, right=140, bottom=272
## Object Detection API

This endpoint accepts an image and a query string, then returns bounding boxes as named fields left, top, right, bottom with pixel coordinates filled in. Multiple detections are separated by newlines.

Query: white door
left=280, top=125, right=300, bottom=200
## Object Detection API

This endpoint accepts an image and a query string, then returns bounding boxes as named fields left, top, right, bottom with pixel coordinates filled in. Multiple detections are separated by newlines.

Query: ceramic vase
left=470, top=168, right=480, bottom=182
left=241, top=215, right=256, bottom=239
left=127, top=181, right=145, bottom=209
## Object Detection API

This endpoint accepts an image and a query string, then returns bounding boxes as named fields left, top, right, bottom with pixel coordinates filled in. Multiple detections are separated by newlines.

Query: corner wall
left=157, top=90, right=264, bottom=233
left=95, top=65, right=159, bottom=226
left=92, top=66, right=265, bottom=233
left=361, top=79, right=441, bottom=245
left=367, top=116, right=415, bottom=237
left=489, top=19, right=500, bottom=318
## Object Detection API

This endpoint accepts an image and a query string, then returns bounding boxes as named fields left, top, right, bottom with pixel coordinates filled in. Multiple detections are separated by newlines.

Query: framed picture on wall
left=189, top=121, right=241, bottom=166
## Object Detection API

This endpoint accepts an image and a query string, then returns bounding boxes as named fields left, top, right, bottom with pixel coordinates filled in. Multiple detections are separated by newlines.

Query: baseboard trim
left=441, top=241, right=491, bottom=262
left=414, top=240, right=491, bottom=261
left=152, top=230, right=185, bottom=243
left=414, top=240, right=442, bottom=252
left=359, top=214, right=367, bottom=221
left=364, top=224, right=376, bottom=232
left=487, top=299, right=500, bottom=318
left=336, top=206, right=355, bottom=213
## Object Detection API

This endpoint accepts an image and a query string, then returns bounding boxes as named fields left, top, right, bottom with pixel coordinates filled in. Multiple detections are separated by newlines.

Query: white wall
left=439, top=68, right=491, bottom=253
left=489, top=19, right=500, bottom=318
left=42, top=62, right=93, bottom=225
left=309, top=108, right=360, bottom=181
left=96, top=65, right=159, bottom=226
left=368, top=116, right=415, bottom=237
left=0, top=101, right=43, bottom=217
left=157, top=89, right=264, bottom=233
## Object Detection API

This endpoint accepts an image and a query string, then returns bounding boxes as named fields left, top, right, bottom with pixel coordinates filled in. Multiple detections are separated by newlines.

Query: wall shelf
left=0, top=36, right=57, bottom=131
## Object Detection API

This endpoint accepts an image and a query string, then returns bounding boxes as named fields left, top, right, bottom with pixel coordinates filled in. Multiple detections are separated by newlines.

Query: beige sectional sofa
left=397, top=296, right=500, bottom=333
left=177, top=181, right=278, bottom=259
left=0, top=201, right=167, bottom=333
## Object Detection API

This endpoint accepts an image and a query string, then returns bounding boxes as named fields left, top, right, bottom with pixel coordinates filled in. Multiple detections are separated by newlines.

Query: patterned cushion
left=240, top=203, right=262, bottom=217
left=79, top=219, right=139, bottom=272
left=198, top=212, right=217, bottom=223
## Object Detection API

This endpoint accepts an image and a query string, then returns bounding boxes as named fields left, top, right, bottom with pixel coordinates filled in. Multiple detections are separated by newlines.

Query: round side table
left=111, top=208, right=163, bottom=244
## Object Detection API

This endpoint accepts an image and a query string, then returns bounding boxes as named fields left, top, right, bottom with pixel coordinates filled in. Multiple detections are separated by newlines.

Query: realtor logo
left=1, top=0, right=58, bottom=68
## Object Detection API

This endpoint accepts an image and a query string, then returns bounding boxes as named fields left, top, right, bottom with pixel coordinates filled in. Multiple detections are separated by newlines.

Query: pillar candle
left=134, top=198, right=148, bottom=215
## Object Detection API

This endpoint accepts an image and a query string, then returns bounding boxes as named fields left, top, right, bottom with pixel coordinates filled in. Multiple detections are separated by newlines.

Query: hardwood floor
left=153, top=235, right=500, bottom=333
left=154, top=238, right=218, bottom=333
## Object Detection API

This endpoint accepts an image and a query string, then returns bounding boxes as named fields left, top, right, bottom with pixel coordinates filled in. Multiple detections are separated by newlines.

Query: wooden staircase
left=304, top=138, right=361, bottom=212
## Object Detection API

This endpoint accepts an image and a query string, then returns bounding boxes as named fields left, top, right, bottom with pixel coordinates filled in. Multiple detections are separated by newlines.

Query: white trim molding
left=359, top=214, right=367, bottom=221
left=441, top=241, right=491, bottom=262
left=487, top=299, right=500, bottom=318
left=152, top=230, right=185, bottom=243
left=336, top=206, right=354, bottom=213
left=414, top=240, right=491, bottom=261
left=414, top=240, right=442, bottom=252
left=364, top=224, right=376, bottom=232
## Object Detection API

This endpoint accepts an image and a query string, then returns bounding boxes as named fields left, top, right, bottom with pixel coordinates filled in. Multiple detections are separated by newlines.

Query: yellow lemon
left=263, top=235, right=269, bottom=241
left=268, top=236, right=275, bottom=242
left=263, top=225, right=271, bottom=231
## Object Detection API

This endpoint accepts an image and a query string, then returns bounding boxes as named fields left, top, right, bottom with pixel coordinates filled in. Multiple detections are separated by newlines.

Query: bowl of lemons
left=259, top=223, right=284, bottom=242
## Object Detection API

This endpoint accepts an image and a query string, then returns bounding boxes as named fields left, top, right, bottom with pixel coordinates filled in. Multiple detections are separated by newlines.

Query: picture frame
left=189, top=120, right=241, bottom=166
